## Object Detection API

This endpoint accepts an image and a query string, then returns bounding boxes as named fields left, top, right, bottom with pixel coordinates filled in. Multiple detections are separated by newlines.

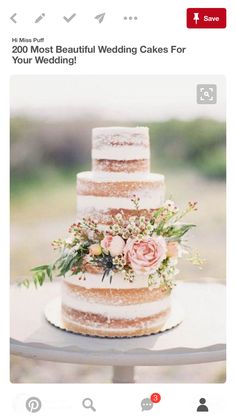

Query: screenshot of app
left=1, top=0, right=235, bottom=418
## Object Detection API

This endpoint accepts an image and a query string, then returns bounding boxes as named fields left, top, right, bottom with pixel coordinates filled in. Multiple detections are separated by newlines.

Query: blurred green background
left=10, top=75, right=226, bottom=383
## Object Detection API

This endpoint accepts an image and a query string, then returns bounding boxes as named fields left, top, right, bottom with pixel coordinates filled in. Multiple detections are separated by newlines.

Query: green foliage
left=148, top=118, right=226, bottom=179
left=197, top=146, right=226, bottom=179
left=163, top=224, right=196, bottom=241
left=56, top=254, right=78, bottom=276
left=10, top=117, right=226, bottom=187
left=30, top=265, right=53, bottom=287
left=20, top=238, right=90, bottom=287
left=21, top=199, right=198, bottom=288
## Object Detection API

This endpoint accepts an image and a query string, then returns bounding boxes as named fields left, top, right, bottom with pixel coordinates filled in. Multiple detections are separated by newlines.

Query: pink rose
left=101, top=235, right=125, bottom=257
left=124, top=236, right=167, bottom=274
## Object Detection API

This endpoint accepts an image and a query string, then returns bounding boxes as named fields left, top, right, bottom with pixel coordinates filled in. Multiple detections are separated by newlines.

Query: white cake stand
left=10, top=281, right=226, bottom=383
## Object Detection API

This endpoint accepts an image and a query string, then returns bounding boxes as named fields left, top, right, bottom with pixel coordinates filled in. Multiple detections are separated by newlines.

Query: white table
left=10, top=281, right=226, bottom=383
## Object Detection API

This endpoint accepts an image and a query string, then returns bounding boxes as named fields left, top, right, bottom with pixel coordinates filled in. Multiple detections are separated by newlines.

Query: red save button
left=187, top=8, right=226, bottom=28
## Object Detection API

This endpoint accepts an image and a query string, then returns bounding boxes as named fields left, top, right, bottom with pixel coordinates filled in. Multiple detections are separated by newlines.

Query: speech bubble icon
left=141, top=398, right=153, bottom=411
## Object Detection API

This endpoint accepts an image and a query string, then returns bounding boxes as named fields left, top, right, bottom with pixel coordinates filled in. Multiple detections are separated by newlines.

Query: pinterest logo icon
left=25, top=397, right=42, bottom=413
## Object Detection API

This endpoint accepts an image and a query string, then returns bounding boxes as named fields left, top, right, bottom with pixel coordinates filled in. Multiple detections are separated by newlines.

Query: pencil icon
left=35, top=13, right=45, bottom=23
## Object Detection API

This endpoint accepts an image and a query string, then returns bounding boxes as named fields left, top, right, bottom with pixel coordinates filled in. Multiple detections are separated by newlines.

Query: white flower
left=101, top=235, right=125, bottom=257
left=109, top=236, right=126, bottom=257
left=164, top=200, right=179, bottom=213
left=65, top=237, right=73, bottom=245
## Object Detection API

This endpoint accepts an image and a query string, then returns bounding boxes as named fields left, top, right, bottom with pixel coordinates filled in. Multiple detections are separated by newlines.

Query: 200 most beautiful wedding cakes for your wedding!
left=61, top=127, right=174, bottom=337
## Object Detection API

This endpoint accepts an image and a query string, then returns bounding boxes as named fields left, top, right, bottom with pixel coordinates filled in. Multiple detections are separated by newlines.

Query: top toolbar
left=9, top=8, right=227, bottom=28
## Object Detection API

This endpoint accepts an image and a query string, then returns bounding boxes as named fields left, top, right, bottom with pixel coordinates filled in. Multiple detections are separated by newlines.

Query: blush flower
left=124, top=236, right=167, bottom=274
left=167, top=241, right=182, bottom=258
left=101, top=235, right=125, bottom=257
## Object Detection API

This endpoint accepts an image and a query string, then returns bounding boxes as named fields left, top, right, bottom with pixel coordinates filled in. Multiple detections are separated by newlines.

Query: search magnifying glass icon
left=82, top=398, right=96, bottom=412
left=203, top=91, right=210, bottom=98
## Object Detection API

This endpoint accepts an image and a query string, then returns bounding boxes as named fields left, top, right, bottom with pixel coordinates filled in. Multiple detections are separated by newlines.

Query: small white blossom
left=164, top=200, right=179, bottom=213
left=115, top=213, right=123, bottom=221
left=65, top=237, right=73, bottom=245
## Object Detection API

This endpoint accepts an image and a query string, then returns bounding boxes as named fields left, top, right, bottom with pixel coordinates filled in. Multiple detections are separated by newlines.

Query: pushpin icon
left=193, top=12, right=200, bottom=24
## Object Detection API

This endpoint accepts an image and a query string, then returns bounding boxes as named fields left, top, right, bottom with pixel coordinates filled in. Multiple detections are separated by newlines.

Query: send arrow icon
left=95, top=13, right=105, bottom=23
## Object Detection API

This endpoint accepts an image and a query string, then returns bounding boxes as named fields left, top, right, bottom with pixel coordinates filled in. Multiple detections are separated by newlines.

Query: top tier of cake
left=92, top=127, right=150, bottom=174
left=76, top=127, right=165, bottom=223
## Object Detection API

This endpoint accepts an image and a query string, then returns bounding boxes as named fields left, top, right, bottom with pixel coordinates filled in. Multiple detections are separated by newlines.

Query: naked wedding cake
left=62, top=127, right=170, bottom=337
left=30, top=126, right=197, bottom=337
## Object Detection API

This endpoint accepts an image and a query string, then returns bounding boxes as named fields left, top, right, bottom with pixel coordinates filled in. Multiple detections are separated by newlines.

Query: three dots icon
left=124, top=16, right=138, bottom=21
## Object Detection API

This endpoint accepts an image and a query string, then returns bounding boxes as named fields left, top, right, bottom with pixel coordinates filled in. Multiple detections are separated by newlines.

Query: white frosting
left=91, top=171, right=150, bottom=180
left=62, top=292, right=171, bottom=319
left=93, top=126, right=149, bottom=138
left=64, top=272, right=161, bottom=289
left=76, top=191, right=165, bottom=211
left=92, top=127, right=149, bottom=152
left=92, top=146, right=150, bottom=161
left=77, top=171, right=164, bottom=183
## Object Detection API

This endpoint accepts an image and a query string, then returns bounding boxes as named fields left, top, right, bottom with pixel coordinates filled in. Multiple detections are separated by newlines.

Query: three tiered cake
left=61, top=127, right=172, bottom=337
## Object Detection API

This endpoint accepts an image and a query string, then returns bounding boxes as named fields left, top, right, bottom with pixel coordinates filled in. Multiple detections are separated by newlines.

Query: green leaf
left=18, top=279, right=30, bottom=288
left=59, top=255, right=77, bottom=276
left=154, top=220, right=166, bottom=235
left=33, top=276, right=38, bottom=288
left=165, top=224, right=196, bottom=239
left=56, top=257, right=67, bottom=270
left=37, top=271, right=45, bottom=286
left=46, top=265, right=53, bottom=281
left=31, top=265, right=50, bottom=272
left=31, top=270, right=46, bottom=287
left=153, top=208, right=164, bottom=218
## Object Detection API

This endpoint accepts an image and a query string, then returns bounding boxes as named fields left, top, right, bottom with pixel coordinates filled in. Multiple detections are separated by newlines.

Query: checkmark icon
left=63, top=13, right=76, bottom=23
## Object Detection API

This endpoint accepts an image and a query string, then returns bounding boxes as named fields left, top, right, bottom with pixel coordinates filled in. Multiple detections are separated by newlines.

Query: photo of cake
left=10, top=75, right=226, bottom=384
left=28, top=126, right=198, bottom=338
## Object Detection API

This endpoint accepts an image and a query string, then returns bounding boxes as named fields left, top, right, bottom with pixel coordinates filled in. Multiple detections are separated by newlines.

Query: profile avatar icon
left=197, top=398, right=208, bottom=412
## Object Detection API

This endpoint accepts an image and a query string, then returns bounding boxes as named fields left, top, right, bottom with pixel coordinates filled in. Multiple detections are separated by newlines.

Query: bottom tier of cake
left=61, top=273, right=171, bottom=337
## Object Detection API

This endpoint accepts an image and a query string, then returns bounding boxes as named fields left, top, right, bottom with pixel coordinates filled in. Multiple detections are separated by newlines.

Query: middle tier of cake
left=76, top=172, right=165, bottom=223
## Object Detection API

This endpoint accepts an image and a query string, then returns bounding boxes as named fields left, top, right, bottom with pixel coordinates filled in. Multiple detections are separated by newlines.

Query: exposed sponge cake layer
left=92, top=159, right=150, bottom=174
left=62, top=306, right=171, bottom=337
left=92, top=127, right=150, bottom=174
left=76, top=172, right=164, bottom=197
left=76, top=172, right=165, bottom=223
left=61, top=275, right=171, bottom=337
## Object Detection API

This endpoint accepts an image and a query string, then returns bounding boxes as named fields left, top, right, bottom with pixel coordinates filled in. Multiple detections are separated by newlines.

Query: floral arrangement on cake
left=23, top=197, right=202, bottom=289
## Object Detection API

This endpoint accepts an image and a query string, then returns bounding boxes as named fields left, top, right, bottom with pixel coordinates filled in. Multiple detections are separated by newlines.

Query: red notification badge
left=150, top=393, right=161, bottom=403
left=187, top=8, right=227, bottom=29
